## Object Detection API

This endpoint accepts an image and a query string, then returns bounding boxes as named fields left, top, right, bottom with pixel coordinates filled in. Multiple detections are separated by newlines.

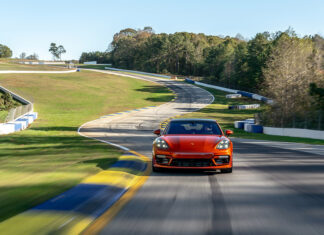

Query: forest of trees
left=80, top=27, right=324, bottom=129
left=79, top=51, right=111, bottom=64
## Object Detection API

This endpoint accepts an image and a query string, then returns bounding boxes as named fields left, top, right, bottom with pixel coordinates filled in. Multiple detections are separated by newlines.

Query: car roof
left=169, top=118, right=216, bottom=123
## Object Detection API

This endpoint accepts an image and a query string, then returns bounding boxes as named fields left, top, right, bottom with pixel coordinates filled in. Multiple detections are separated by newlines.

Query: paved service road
left=80, top=70, right=324, bottom=235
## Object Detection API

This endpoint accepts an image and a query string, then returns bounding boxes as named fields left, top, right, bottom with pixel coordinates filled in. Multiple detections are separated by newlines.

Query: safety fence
left=256, top=110, right=324, bottom=131
left=0, top=84, right=37, bottom=135
left=5, top=104, right=33, bottom=122
left=0, top=84, right=33, bottom=122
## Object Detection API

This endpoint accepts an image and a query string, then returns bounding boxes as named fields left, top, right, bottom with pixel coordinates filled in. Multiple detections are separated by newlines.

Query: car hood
left=163, top=135, right=223, bottom=152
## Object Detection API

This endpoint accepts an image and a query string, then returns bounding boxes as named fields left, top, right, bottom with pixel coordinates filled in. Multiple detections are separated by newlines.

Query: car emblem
left=190, top=142, right=195, bottom=146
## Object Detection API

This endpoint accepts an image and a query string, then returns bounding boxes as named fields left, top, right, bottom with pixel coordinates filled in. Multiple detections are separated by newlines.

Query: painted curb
left=0, top=146, right=151, bottom=235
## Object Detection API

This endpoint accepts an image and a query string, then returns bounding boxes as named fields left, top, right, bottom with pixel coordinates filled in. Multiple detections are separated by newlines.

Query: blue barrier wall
left=185, top=78, right=273, bottom=104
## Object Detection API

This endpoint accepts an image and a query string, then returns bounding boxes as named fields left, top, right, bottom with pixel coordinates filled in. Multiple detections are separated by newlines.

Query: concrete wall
left=195, top=81, right=238, bottom=93
left=0, top=85, right=31, bottom=105
left=264, top=127, right=324, bottom=140
left=0, top=112, right=38, bottom=135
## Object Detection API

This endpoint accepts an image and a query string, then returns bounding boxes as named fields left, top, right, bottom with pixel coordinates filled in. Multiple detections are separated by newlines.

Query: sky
left=1, top=0, right=323, bottom=60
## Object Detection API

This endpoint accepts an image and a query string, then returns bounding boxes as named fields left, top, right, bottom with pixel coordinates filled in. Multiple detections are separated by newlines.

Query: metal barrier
left=0, top=84, right=34, bottom=123
left=5, top=104, right=33, bottom=123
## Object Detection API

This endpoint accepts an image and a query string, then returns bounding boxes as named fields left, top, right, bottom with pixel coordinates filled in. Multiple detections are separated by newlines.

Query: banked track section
left=79, top=70, right=214, bottom=151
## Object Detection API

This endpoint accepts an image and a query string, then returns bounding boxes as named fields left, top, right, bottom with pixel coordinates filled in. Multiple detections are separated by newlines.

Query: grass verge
left=0, top=70, right=173, bottom=222
left=182, top=86, right=324, bottom=145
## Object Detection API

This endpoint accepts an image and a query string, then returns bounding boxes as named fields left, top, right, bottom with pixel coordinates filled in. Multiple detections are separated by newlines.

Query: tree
left=26, top=53, right=39, bottom=60
left=49, top=43, right=66, bottom=60
left=57, top=45, right=66, bottom=60
left=79, top=51, right=111, bottom=63
left=262, top=32, right=317, bottom=127
left=19, top=52, right=26, bottom=59
left=245, top=32, right=272, bottom=92
left=49, top=43, right=58, bottom=60
left=313, top=34, right=324, bottom=69
left=0, top=44, right=12, bottom=58
left=309, top=81, right=324, bottom=130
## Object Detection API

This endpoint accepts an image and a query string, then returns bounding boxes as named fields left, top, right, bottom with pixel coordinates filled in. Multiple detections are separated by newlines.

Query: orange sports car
left=152, top=119, right=233, bottom=173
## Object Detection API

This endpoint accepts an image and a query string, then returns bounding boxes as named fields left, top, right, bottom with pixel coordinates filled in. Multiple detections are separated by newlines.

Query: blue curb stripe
left=17, top=118, right=29, bottom=125
left=13, top=123, right=22, bottom=131
left=124, top=152, right=136, bottom=156
left=111, top=160, right=147, bottom=172
left=31, top=184, right=126, bottom=218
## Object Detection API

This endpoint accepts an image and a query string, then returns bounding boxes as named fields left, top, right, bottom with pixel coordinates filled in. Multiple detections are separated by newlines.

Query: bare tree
left=19, top=52, right=26, bottom=59
left=263, top=33, right=319, bottom=127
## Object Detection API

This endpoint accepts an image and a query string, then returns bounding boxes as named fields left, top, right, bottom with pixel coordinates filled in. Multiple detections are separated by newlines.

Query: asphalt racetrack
left=80, top=70, right=324, bottom=235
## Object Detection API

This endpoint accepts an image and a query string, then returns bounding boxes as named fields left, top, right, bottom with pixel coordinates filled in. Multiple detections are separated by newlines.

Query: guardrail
left=0, top=85, right=32, bottom=105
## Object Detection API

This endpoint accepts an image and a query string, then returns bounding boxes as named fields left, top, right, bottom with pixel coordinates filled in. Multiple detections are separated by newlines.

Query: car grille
left=170, top=159, right=214, bottom=167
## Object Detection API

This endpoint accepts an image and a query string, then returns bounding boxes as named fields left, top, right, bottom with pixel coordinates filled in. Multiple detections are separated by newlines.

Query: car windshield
left=165, top=121, right=222, bottom=135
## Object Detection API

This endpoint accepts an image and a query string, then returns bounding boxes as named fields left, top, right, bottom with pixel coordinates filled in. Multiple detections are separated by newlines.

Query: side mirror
left=153, top=129, right=161, bottom=135
left=225, top=130, right=233, bottom=136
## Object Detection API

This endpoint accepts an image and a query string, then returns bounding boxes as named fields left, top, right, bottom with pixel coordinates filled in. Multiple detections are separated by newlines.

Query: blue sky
left=1, top=0, right=323, bottom=60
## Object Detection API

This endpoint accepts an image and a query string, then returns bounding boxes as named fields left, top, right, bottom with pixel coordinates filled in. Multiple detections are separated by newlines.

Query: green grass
left=0, top=70, right=173, bottom=222
left=183, top=86, right=324, bottom=145
left=0, top=110, right=8, bottom=122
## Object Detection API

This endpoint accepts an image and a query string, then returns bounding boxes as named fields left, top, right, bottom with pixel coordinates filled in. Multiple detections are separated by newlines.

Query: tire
left=152, top=165, right=162, bottom=172
left=221, top=168, right=232, bottom=173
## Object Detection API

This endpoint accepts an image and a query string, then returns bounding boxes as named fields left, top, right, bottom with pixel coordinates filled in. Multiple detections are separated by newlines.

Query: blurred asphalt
left=81, top=70, right=324, bottom=235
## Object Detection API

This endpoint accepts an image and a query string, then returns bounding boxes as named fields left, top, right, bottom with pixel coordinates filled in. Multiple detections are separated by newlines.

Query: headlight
left=216, top=139, right=230, bottom=149
left=154, top=138, right=169, bottom=150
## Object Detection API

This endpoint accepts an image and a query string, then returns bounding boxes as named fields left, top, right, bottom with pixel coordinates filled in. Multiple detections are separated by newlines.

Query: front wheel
left=221, top=168, right=232, bottom=173
left=152, top=165, right=162, bottom=172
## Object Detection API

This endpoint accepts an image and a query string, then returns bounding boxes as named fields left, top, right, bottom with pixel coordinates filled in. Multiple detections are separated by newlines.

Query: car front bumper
left=152, top=150, right=233, bottom=170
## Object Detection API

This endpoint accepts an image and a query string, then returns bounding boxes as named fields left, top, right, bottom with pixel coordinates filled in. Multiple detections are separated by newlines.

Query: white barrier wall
left=19, top=61, right=65, bottom=65
left=263, top=127, right=324, bottom=140
left=194, top=81, right=238, bottom=93
left=0, top=70, right=77, bottom=74
left=84, top=61, right=97, bottom=64
left=0, top=112, right=38, bottom=135
left=226, top=94, right=242, bottom=98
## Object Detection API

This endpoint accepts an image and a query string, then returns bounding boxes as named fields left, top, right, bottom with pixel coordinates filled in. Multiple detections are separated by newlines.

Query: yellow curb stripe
left=82, top=151, right=151, bottom=235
